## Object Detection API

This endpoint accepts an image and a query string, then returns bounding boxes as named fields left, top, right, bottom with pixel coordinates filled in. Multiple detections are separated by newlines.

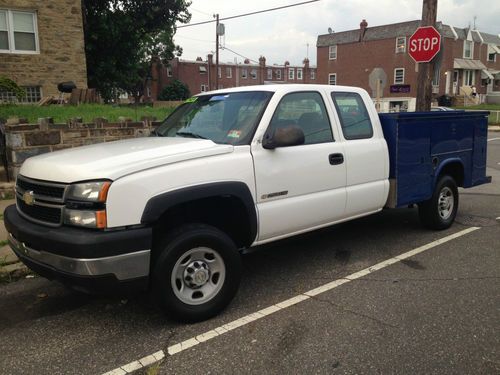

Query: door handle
left=329, top=153, right=344, bottom=165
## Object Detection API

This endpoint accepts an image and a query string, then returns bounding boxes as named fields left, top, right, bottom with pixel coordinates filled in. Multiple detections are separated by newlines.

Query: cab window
left=268, top=91, right=333, bottom=145
left=331, top=92, right=373, bottom=140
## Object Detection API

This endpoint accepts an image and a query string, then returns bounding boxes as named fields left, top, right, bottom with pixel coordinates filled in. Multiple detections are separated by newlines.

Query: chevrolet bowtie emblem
left=23, top=190, right=35, bottom=206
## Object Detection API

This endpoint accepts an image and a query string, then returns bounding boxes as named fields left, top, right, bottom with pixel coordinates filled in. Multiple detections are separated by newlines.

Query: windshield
left=154, top=91, right=273, bottom=145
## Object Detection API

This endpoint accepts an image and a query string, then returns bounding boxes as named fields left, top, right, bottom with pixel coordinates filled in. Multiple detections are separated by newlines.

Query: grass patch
left=0, top=104, right=174, bottom=123
left=0, top=240, right=8, bottom=247
left=453, top=105, right=500, bottom=124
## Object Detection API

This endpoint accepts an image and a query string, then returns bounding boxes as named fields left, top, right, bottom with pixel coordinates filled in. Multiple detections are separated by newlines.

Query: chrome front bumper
left=8, top=233, right=150, bottom=281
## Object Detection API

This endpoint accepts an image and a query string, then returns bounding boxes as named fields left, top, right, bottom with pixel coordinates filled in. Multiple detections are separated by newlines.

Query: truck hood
left=20, top=137, right=234, bottom=183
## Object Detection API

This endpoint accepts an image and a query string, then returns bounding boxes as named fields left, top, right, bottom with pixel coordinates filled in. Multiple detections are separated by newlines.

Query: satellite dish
left=328, top=27, right=333, bottom=34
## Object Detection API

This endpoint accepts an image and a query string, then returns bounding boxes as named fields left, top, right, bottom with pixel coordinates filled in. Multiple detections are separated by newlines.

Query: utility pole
left=215, top=13, right=219, bottom=90
left=415, top=0, right=438, bottom=111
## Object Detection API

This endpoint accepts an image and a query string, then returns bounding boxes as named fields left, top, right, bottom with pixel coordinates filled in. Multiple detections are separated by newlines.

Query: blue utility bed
left=379, top=111, right=491, bottom=208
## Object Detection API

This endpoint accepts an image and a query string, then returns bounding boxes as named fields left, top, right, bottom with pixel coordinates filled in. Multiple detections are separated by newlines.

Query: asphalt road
left=0, top=133, right=499, bottom=375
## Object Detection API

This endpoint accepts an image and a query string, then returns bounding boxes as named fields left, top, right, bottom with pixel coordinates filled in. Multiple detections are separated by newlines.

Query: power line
left=177, top=0, right=320, bottom=29
left=220, top=45, right=259, bottom=64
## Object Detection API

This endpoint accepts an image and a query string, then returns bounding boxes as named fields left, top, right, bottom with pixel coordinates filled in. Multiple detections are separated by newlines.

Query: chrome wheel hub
left=438, top=187, right=454, bottom=220
left=184, top=260, right=210, bottom=288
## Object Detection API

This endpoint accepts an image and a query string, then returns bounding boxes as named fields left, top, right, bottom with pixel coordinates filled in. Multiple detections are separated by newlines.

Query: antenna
left=473, top=15, right=477, bottom=29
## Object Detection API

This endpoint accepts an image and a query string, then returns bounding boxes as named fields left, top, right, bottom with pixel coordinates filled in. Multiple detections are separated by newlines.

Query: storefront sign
left=390, top=85, right=411, bottom=93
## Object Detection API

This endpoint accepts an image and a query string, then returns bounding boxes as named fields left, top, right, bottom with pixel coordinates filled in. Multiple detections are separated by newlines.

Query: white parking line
left=102, top=226, right=480, bottom=375
left=488, top=137, right=500, bottom=142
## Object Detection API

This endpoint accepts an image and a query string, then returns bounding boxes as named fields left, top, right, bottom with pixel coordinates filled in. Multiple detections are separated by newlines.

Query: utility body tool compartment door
left=251, top=90, right=347, bottom=241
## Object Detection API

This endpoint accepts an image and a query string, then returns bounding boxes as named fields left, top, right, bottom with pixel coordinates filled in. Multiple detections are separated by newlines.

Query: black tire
left=418, top=175, right=458, bottom=230
left=152, top=224, right=241, bottom=322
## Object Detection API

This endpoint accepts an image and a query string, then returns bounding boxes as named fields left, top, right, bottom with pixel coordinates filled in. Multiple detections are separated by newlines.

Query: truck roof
left=199, top=84, right=367, bottom=96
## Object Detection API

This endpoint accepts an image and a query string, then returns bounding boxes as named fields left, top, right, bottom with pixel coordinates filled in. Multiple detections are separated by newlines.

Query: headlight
left=64, top=209, right=107, bottom=229
left=66, top=181, right=111, bottom=202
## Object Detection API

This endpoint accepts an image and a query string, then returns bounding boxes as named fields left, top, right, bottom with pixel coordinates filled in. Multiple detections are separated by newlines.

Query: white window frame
left=226, top=67, right=232, bottom=78
left=395, top=36, right=406, bottom=53
left=267, top=68, right=273, bottom=80
left=297, top=68, right=303, bottom=80
left=394, top=68, right=405, bottom=84
left=487, top=51, right=496, bottom=62
left=288, top=68, right=294, bottom=80
left=329, top=45, right=337, bottom=60
left=310, top=69, right=316, bottom=80
left=276, top=69, right=282, bottom=80
left=218, top=67, right=221, bottom=79
left=242, top=68, right=248, bottom=79
left=0, top=9, right=40, bottom=54
left=464, top=69, right=475, bottom=86
left=328, top=73, right=337, bottom=85
left=250, top=68, right=257, bottom=80
left=463, top=40, right=473, bottom=59
left=200, top=84, right=207, bottom=92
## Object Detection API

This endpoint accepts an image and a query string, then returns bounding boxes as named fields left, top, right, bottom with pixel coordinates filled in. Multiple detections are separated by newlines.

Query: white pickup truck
left=4, top=84, right=490, bottom=321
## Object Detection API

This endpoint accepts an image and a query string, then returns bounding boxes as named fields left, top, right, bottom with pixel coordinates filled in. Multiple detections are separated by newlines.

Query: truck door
left=251, top=91, right=347, bottom=241
left=330, top=91, right=389, bottom=217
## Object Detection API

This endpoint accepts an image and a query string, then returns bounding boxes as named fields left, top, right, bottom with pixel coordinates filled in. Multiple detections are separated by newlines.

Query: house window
left=432, top=68, right=440, bottom=86
left=297, top=68, right=303, bottom=80
left=200, top=84, right=207, bottom=92
left=0, top=85, right=41, bottom=103
left=464, top=70, right=474, bottom=86
left=242, top=68, right=248, bottom=79
left=395, top=37, right=406, bottom=53
left=0, top=10, right=39, bottom=53
left=267, top=68, right=273, bottom=80
left=310, top=69, right=316, bottom=80
left=487, top=51, right=496, bottom=62
left=226, top=67, right=232, bottom=78
left=166, top=66, right=172, bottom=77
left=199, top=66, right=207, bottom=74
left=394, top=68, right=405, bottom=84
left=328, top=73, right=337, bottom=85
left=276, top=69, right=282, bottom=80
left=463, top=40, right=473, bottom=59
left=250, top=68, right=257, bottom=79
left=288, top=68, right=294, bottom=80
left=218, top=67, right=221, bottom=78
left=329, top=45, right=337, bottom=60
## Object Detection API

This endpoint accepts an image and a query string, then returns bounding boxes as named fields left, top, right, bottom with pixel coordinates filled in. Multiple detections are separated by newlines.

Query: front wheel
left=418, top=175, right=458, bottom=230
left=153, top=224, right=242, bottom=322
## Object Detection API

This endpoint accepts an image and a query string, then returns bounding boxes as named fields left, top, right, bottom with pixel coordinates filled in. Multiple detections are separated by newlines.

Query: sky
left=173, top=0, right=500, bottom=67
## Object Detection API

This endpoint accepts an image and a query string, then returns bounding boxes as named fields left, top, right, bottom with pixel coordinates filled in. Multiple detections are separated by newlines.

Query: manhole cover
left=455, top=214, right=499, bottom=227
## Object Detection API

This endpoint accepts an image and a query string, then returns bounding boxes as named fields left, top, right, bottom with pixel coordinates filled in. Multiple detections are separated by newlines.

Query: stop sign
left=408, top=26, right=441, bottom=63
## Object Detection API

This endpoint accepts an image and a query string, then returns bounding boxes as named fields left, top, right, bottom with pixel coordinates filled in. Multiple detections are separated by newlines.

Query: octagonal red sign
left=408, top=26, right=441, bottom=63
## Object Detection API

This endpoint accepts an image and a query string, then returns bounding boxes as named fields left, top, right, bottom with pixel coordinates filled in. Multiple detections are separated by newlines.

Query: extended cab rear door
left=251, top=90, right=347, bottom=242
left=329, top=90, right=389, bottom=216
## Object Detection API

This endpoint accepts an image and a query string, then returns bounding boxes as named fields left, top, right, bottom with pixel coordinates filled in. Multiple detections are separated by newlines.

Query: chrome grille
left=15, top=176, right=67, bottom=226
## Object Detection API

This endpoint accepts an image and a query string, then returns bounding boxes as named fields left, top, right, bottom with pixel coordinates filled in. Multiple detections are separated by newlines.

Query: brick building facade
left=0, top=0, right=87, bottom=102
left=149, top=54, right=317, bottom=99
left=317, top=20, right=500, bottom=111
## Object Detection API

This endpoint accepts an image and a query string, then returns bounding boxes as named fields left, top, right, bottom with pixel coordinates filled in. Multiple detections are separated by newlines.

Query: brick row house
left=317, top=20, right=500, bottom=111
left=0, top=0, right=87, bottom=102
left=149, top=54, right=317, bottom=99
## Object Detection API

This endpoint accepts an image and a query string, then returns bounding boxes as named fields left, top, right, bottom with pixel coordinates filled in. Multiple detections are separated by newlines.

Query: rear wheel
left=418, top=175, right=458, bottom=230
left=153, top=224, right=241, bottom=322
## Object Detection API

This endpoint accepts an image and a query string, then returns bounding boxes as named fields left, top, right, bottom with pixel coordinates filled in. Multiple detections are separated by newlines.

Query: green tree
left=158, top=80, right=190, bottom=101
left=82, top=0, right=191, bottom=102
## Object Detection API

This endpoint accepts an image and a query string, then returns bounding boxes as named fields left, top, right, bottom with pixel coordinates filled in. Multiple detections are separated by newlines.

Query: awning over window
left=199, top=66, right=207, bottom=73
left=481, top=69, right=494, bottom=80
left=453, top=58, right=487, bottom=70
left=487, top=44, right=500, bottom=54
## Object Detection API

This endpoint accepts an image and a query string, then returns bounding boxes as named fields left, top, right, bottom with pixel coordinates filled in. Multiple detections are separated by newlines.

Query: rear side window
left=331, top=92, right=373, bottom=140
left=268, top=91, right=333, bottom=145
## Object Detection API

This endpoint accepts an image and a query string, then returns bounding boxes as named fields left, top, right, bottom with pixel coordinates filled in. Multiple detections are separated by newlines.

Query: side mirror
left=262, top=125, right=305, bottom=149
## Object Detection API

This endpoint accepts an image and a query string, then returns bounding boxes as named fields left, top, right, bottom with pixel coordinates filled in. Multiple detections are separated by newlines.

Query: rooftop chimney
left=360, top=19, right=368, bottom=42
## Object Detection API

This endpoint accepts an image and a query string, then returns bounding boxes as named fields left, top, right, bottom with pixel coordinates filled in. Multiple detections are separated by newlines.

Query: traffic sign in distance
left=408, top=26, right=441, bottom=63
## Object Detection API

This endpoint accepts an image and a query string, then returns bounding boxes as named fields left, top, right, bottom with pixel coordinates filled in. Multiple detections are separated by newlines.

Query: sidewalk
left=0, top=199, right=28, bottom=282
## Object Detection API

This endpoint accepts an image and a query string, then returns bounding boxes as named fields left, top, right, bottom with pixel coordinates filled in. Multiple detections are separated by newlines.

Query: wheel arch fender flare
left=433, top=158, right=464, bottom=187
left=141, top=181, right=258, bottom=243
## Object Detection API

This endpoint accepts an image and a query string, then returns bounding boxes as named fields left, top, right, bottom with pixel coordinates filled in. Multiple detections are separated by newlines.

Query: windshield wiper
left=176, top=131, right=207, bottom=139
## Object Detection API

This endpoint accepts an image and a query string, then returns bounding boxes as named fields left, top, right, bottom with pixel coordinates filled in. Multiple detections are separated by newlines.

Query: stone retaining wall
left=4, top=117, right=161, bottom=180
